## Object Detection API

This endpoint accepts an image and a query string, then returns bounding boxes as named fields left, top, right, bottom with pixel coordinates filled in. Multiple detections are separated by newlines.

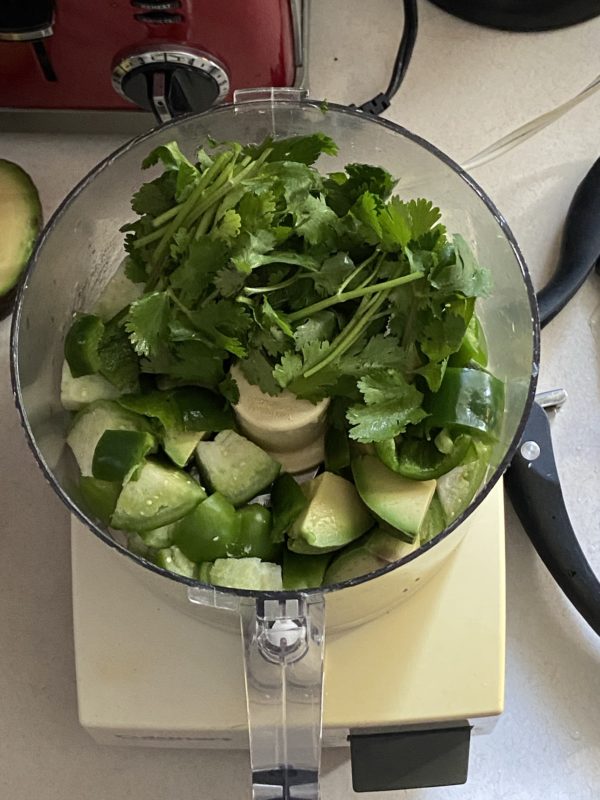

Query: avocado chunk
left=0, top=159, right=42, bottom=297
left=288, top=471, right=373, bottom=553
left=365, top=528, right=420, bottom=563
left=323, top=538, right=386, bottom=585
left=111, top=460, right=206, bottom=532
left=436, top=443, right=490, bottom=523
left=163, top=428, right=207, bottom=468
left=195, top=430, right=281, bottom=506
left=209, top=557, right=283, bottom=591
left=352, top=455, right=436, bottom=538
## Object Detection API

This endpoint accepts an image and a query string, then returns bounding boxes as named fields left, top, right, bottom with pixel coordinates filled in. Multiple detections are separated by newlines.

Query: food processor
left=10, top=91, right=539, bottom=797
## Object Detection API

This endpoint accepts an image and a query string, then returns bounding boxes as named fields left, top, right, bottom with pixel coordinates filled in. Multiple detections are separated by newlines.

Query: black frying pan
left=506, top=156, right=600, bottom=634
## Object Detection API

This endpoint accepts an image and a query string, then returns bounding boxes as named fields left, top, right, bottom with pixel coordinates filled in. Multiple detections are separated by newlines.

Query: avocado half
left=0, top=159, right=42, bottom=315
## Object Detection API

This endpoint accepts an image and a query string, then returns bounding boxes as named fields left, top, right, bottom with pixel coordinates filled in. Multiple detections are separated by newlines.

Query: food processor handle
left=505, top=402, right=600, bottom=637
left=239, top=594, right=326, bottom=799
left=536, top=156, right=600, bottom=328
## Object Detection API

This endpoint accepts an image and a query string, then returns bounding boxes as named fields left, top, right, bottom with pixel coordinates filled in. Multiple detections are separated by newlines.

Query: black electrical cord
left=356, top=0, right=419, bottom=115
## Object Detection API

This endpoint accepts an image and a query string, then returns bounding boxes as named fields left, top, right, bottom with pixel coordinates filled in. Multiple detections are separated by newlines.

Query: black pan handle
left=505, top=402, right=600, bottom=636
left=537, top=156, right=600, bottom=328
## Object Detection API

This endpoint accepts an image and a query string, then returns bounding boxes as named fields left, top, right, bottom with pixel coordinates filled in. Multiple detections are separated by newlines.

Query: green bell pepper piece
left=374, top=434, right=472, bottom=481
left=79, top=476, right=121, bottom=524
left=270, top=473, right=308, bottom=543
left=173, top=492, right=240, bottom=562
left=64, top=314, right=105, bottom=377
left=173, top=387, right=235, bottom=432
left=234, top=504, right=281, bottom=561
left=282, top=550, right=332, bottom=590
left=425, top=367, right=505, bottom=440
left=92, top=429, right=156, bottom=482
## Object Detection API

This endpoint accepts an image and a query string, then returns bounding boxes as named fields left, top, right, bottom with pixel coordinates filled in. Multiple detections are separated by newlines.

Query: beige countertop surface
left=1, top=1, right=600, bottom=798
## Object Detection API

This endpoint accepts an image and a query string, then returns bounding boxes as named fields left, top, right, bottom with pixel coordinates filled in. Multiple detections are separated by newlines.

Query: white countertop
left=1, top=2, right=599, bottom=798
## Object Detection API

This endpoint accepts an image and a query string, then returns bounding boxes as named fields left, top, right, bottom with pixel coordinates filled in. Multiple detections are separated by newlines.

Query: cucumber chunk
left=61, top=361, right=120, bottom=411
left=195, top=430, right=281, bottom=506
left=155, top=546, right=198, bottom=579
left=67, top=400, right=151, bottom=477
left=209, top=558, right=283, bottom=591
left=111, top=460, right=206, bottom=532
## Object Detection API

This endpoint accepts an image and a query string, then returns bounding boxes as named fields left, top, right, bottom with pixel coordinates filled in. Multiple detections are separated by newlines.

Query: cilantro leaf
left=214, top=266, right=246, bottom=297
left=261, top=297, right=294, bottom=338
left=98, top=316, right=140, bottom=391
left=239, top=350, right=282, bottom=396
left=131, top=173, right=177, bottom=216
left=292, top=194, right=341, bottom=247
left=379, top=197, right=412, bottom=251
left=218, top=374, right=240, bottom=404
left=125, top=292, right=171, bottom=359
left=123, top=254, right=148, bottom=284
left=429, top=234, right=492, bottom=297
left=169, top=236, right=228, bottom=306
left=293, top=311, right=337, bottom=350
left=167, top=341, right=226, bottom=387
left=231, top=230, right=277, bottom=273
left=312, top=252, right=355, bottom=296
left=346, top=370, right=427, bottom=442
left=141, top=141, right=199, bottom=202
left=406, top=199, right=443, bottom=241
left=244, top=133, right=338, bottom=166
left=211, top=209, right=241, bottom=243
left=237, top=191, right=276, bottom=232
left=326, top=163, right=396, bottom=216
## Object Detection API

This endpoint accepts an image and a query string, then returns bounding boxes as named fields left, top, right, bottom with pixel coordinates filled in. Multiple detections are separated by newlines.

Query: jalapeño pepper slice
left=234, top=504, right=281, bottom=561
left=426, top=367, right=505, bottom=440
left=173, top=492, right=239, bottom=562
left=64, top=313, right=105, bottom=377
left=91, top=429, right=156, bottom=483
left=448, top=314, right=488, bottom=368
left=374, top=434, right=472, bottom=481
left=79, top=476, right=121, bottom=525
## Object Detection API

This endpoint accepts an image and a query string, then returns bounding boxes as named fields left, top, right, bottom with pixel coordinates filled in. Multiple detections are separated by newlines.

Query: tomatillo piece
left=155, top=546, right=198, bottom=579
left=375, top=434, right=472, bottom=481
left=426, top=367, right=504, bottom=440
left=234, top=504, right=281, bottom=561
left=64, top=313, right=105, bottom=377
left=92, top=429, right=156, bottom=482
left=173, top=492, right=240, bottom=562
left=271, top=473, right=308, bottom=543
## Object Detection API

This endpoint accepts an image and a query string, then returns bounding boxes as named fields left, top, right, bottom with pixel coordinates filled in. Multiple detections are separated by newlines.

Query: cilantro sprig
left=89, top=132, right=492, bottom=444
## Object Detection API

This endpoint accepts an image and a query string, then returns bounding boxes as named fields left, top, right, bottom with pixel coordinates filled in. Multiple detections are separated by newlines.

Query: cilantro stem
left=243, top=274, right=302, bottom=295
left=303, top=289, right=392, bottom=378
left=288, top=271, right=423, bottom=322
left=337, top=251, right=379, bottom=294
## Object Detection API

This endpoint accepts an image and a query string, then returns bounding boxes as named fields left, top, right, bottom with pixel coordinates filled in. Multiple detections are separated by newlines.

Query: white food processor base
left=71, top=482, right=505, bottom=750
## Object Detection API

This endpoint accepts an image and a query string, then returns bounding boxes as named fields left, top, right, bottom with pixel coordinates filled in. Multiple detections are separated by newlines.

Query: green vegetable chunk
left=436, top=442, right=491, bottom=523
left=374, top=434, right=472, bottom=481
left=209, top=557, right=283, bottom=591
left=282, top=550, right=332, bottom=590
left=111, top=460, right=206, bottom=532
left=352, top=455, right=435, bottom=539
left=235, top=505, right=281, bottom=561
left=288, top=472, right=372, bottom=553
left=92, top=429, right=156, bottom=482
left=419, top=493, right=446, bottom=544
left=79, top=476, right=121, bottom=525
left=270, top=473, right=308, bottom=543
left=324, top=427, right=351, bottom=474
left=173, top=492, right=239, bottom=562
left=195, top=430, right=281, bottom=506
left=323, top=539, right=385, bottom=585
left=449, top=314, right=488, bottom=368
left=426, top=367, right=505, bottom=441
left=67, top=400, right=151, bottom=477
left=155, top=546, right=198, bottom=579
left=64, top=314, right=105, bottom=377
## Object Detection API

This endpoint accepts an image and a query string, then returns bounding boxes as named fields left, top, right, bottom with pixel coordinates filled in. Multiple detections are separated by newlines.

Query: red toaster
left=0, top=0, right=306, bottom=118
